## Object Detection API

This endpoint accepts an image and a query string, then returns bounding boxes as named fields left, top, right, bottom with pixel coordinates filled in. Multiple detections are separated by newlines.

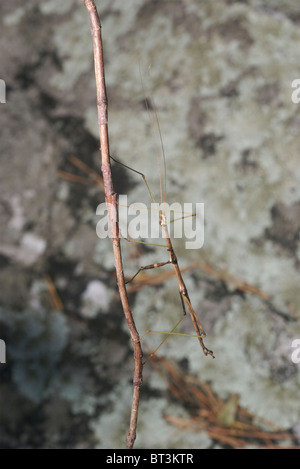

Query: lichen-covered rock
left=1, top=0, right=300, bottom=449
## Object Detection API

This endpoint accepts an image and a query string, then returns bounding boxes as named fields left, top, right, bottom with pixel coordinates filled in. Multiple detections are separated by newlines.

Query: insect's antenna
left=147, top=64, right=167, bottom=207
left=138, top=62, right=167, bottom=210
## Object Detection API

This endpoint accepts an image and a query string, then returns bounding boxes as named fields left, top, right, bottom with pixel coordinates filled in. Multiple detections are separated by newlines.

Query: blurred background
left=0, top=0, right=300, bottom=449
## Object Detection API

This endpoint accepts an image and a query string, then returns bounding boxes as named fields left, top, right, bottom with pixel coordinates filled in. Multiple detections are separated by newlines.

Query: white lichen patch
left=80, top=279, right=111, bottom=318
left=3, top=7, right=26, bottom=26
left=63, top=224, right=96, bottom=262
left=50, top=9, right=93, bottom=91
left=8, top=195, right=25, bottom=232
left=190, top=296, right=300, bottom=428
left=94, top=238, right=117, bottom=271
left=21, top=233, right=47, bottom=262
left=0, top=232, right=47, bottom=267
left=135, top=397, right=211, bottom=449
left=90, top=380, right=211, bottom=449
left=40, top=0, right=74, bottom=15
left=91, top=383, right=133, bottom=449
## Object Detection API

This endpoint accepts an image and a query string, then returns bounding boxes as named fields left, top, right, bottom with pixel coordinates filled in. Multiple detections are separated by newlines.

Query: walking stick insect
left=82, top=0, right=213, bottom=448
left=111, top=66, right=214, bottom=361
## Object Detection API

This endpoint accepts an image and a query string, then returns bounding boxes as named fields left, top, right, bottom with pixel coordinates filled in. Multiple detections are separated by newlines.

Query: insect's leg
left=181, top=292, right=215, bottom=358
left=181, top=292, right=206, bottom=336
left=179, top=290, right=187, bottom=316
left=125, top=260, right=171, bottom=284
left=139, top=314, right=186, bottom=364
left=110, top=155, right=156, bottom=205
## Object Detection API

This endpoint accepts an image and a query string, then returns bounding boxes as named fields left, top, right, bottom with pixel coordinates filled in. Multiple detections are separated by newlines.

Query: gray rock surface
left=0, top=0, right=300, bottom=449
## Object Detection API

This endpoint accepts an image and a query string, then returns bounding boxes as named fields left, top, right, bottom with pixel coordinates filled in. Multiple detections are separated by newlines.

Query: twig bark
left=82, top=0, right=143, bottom=449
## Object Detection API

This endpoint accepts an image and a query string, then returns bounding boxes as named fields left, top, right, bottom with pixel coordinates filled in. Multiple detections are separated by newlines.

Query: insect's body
left=155, top=209, right=214, bottom=358
left=109, top=67, right=214, bottom=359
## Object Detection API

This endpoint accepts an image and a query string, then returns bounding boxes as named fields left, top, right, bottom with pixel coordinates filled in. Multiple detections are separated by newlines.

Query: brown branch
left=44, top=274, right=64, bottom=312
left=68, top=155, right=104, bottom=189
left=56, top=169, right=96, bottom=186
left=82, top=0, right=143, bottom=449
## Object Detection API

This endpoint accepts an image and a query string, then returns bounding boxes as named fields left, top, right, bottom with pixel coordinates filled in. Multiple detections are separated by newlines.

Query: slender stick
left=160, top=212, right=214, bottom=358
left=82, top=0, right=143, bottom=449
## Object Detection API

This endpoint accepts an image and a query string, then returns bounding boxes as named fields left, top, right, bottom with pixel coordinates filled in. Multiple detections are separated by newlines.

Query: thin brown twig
left=195, top=259, right=271, bottom=300
left=56, top=154, right=104, bottom=188
left=44, top=274, right=64, bottom=312
left=56, top=169, right=96, bottom=186
left=82, top=0, right=143, bottom=449
left=68, top=154, right=104, bottom=189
